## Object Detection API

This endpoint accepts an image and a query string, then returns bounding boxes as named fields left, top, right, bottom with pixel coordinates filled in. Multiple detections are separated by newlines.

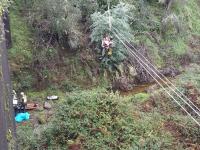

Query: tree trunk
left=0, top=14, right=17, bottom=150
left=3, top=11, right=12, bottom=49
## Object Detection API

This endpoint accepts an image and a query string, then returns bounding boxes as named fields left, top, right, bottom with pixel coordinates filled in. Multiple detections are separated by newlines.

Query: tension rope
left=105, top=0, right=200, bottom=127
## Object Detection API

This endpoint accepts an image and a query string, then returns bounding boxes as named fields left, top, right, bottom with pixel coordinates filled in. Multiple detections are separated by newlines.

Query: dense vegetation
left=1, top=0, right=200, bottom=149
left=0, top=0, right=10, bottom=15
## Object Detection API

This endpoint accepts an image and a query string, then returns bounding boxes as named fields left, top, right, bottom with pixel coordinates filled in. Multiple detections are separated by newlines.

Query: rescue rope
left=107, top=0, right=112, bottom=31
left=112, top=26, right=200, bottom=118
left=112, top=30, right=200, bottom=127
left=103, top=0, right=200, bottom=126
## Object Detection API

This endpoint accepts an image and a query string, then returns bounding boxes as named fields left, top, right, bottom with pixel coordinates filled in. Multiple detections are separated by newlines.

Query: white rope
left=107, top=0, right=112, bottom=31
left=94, top=5, right=200, bottom=126
left=112, top=26, right=200, bottom=117
left=97, top=15, right=200, bottom=118
left=112, top=31, right=200, bottom=127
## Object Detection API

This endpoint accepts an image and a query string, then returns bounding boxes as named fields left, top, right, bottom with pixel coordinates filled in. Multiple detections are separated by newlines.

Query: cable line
left=103, top=0, right=200, bottom=126
left=112, top=31, right=200, bottom=127
left=112, top=26, right=200, bottom=117
left=107, top=0, right=112, bottom=31
left=115, top=15, right=200, bottom=114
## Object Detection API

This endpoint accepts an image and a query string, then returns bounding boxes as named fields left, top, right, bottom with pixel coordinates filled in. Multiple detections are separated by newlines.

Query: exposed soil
left=164, top=121, right=200, bottom=150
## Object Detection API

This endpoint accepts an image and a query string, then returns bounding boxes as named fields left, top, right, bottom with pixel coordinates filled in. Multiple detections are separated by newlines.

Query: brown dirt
left=189, top=35, right=200, bottom=50
left=164, top=121, right=200, bottom=150
left=184, top=84, right=200, bottom=104
left=141, top=99, right=156, bottom=112
left=68, top=144, right=81, bottom=150
left=164, top=121, right=182, bottom=139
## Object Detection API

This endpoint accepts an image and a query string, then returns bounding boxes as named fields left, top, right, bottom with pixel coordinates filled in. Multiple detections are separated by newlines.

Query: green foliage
left=33, top=48, right=58, bottom=66
left=90, top=2, right=134, bottom=66
left=96, top=0, right=119, bottom=11
left=137, top=36, right=164, bottom=67
left=131, top=92, right=150, bottom=103
left=177, top=64, right=200, bottom=88
left=17, top=125, right=38, bottom=150
left=166, top=114, right=200, bottom=145
left=60, top=80, right=80, bottom=92
left=157, top=0, right=200, bottom=61
left=40, top=0, right=81, bottom=34
left=9, top=10, right=33, bottom=64
left=11, top=1, right=200, bottom=149
left=30, top=0, right=82, bottom=50
left=161, top=13, right=181, bottom=38
left=9, top=9, right=34, bottom=91
left=0, top=0, right=11, bottom=15
left=181, top=0, right=200, bottom=35
left=171, top=37, right=187, bottom=56
left=35, top=89, right=174, bottom=149
left=14, top=0, right=34, bottom=10
left=14, top=72, right=34, bottom=91
left=129, top=0, right=161, bottom=33
left=79, top=0, right=98, bottom=19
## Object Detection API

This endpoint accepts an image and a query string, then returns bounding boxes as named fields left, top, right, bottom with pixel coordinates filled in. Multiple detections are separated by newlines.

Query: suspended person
left=99, top=33, right=113, bottom=60
left=20, top=92, right=28, bottom=113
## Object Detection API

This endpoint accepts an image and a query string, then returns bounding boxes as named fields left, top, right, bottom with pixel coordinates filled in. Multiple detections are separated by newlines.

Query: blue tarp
left=15, top=112, right=30, bottom=123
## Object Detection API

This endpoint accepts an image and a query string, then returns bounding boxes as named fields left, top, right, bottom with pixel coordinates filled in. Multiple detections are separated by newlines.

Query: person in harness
left=99, top=33, right=113, bottom=60
left=20, top=92, right=27, bottom=112
left=12, top=90, right=19, bottom=116
left=13, top=91, right=28, bottom=116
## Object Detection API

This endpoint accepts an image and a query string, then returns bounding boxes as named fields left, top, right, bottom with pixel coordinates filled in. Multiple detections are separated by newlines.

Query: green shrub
left=179, top=0, right=200, bottom=36
left=90, top=2, right=134, bottom=66
left=36, top=89, right=174, bottom=149
left=29, top=0, right=82, bottom=50
left=166, top=114, right=200, bottom=145
left=9, top=10, right=33, bottom=64
left=132, top=92, right=150, bottom=103
left=60, top=80, right=80, bottom=92
left=0, top=0, right=11, bottom=15
left=17, top=125, right=38, bottom=150
left=13, top=71, right=34, bottom=91
left=177, top=64, right=200, bottom=88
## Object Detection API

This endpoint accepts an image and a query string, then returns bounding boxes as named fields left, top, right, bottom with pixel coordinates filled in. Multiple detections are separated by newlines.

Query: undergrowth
left=17, top=88, right=193, bottom=150
left=9, top=9, right=33, bottom=65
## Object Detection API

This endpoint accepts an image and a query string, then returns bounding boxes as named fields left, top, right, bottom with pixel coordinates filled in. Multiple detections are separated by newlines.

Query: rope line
left=107, top=0, right=112, bottom=31
left=102, top=0, right=200, bottom=126
left=112, top=26, right=200, bottom=118
left=112, top=31, right=200, bottom=127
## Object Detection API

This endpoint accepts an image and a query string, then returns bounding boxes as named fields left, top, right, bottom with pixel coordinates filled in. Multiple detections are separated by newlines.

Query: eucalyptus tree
left=30, top=0, right=82, bottom=50
left=90, top=2, right=134, bottom=68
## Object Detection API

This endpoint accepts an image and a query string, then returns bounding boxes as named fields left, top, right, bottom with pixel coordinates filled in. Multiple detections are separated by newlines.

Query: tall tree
left=0, top=14, right=17, bottom=150
left=90, top=2, right=134, bottom=66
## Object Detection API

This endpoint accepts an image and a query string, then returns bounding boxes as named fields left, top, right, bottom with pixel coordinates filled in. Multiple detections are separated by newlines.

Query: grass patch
left=9, top=9, right=33, bottom=64
left=131, top=92, right=150, bottom=103
left=9, top=8, right=34, bottom=91
left=182, top=0, right=200, bottom=36
left=170, top=37, right=188, bottom=56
